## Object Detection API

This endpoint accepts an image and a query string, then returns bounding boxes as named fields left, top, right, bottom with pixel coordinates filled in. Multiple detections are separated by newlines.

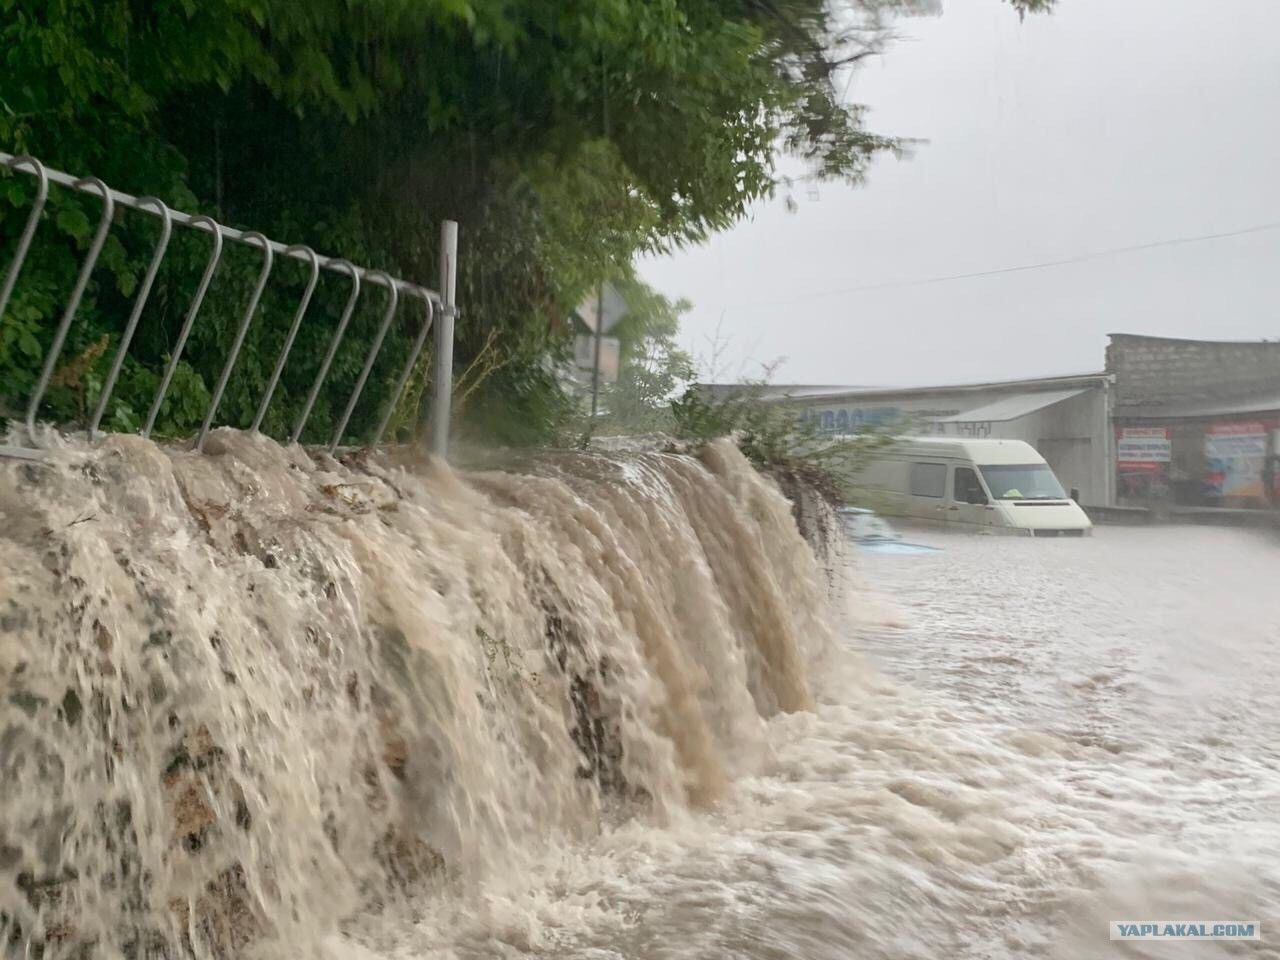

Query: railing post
left=430, top=220, right=458, bottom=459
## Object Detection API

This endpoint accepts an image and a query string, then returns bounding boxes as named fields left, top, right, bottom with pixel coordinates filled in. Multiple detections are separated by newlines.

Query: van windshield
left=979, top=464, right=1066, bottom=500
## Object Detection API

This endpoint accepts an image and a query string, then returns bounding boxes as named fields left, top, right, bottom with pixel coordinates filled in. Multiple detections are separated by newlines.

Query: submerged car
left=839, top=507, right=941, bottom=555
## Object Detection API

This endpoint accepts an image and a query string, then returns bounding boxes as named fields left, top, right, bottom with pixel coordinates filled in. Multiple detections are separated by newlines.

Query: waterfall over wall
left=0, top=433, right=839, bottom=958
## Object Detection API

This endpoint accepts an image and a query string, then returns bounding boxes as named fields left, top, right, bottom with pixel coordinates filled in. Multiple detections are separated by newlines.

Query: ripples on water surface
left=3, top=436, right=1277, bottom=959
left=396, top=526, right=1280, bottom=960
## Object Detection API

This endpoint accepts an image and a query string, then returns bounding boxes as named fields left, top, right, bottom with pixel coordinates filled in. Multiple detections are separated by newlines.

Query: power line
left=739, top=219, right=1280, bottom=307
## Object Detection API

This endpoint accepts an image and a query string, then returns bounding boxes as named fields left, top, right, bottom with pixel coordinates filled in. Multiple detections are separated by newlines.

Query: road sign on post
left=575, top=282, right=628, bottom=334
left=575, top=281, right=627, bottom=418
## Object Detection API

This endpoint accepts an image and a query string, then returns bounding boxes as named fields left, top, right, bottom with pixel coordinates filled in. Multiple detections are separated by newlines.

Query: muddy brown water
left=343, top=526, right=1280, bottom=959
left=3, top=436, right=1277, bottom=959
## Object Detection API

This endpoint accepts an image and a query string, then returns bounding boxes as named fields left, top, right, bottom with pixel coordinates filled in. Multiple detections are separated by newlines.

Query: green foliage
left=1, top=0, right=1055, bottom=445
left=587, top=275, right=695, bottom=436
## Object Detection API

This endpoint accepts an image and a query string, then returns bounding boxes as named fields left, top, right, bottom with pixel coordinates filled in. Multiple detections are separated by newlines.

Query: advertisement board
left=1204, top=422, right=1268, bottom=499
left=1117, top=427, right=1170, bottom=474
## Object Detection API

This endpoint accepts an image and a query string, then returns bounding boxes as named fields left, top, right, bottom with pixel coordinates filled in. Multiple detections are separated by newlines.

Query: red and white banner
left=1117, top=427, right=1170, bottom=474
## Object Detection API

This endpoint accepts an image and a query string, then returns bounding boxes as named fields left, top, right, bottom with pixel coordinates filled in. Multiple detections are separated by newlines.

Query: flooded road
left=7, top=435, right=1277, bottom=959
left=845, top=525, right=1280, bottom=958
left=856, top=525, right=1280, bottom=752
left=403, top=525, right=1280, bottom=960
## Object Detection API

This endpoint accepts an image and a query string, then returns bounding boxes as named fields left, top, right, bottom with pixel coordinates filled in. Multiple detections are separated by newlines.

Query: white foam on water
left=3, top=435, right=1277, bottom=959
left=0, top=432, right=841, bottom=958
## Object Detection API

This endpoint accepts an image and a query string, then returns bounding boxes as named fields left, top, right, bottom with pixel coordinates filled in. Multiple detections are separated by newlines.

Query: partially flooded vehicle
left=839, top=506, right=942, bottom=554
left=851, top=438, right=1093, bottom=537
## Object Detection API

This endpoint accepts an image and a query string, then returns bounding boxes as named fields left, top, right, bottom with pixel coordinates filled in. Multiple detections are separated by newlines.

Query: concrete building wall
left=1107, top=335, right=1280, bottom=508
left=1107, top=334, right=1280, bottom=409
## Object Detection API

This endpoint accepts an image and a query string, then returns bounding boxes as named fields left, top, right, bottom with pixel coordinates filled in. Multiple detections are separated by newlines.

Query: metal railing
left=0, top=151, right=458, bottom=462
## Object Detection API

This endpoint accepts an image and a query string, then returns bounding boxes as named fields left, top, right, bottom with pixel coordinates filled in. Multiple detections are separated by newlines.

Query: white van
left=850, top=437, right=1093, bottom=537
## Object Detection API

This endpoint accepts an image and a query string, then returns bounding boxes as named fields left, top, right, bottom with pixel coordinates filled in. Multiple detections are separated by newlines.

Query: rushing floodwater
left=4, top=435, right=1277, bottom=959
left=386, top=524, right=1279, bottom=960
left=840, top=525, right=1280, bottom=959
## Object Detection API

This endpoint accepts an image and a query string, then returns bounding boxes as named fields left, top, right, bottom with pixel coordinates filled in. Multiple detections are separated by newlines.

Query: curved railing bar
left=144, top=216, right=225, bottom=438
left=289, top=260, right=360, bottom=445
left=329, top=272, right=398, bottom=453
left=26, top=177, right=115, bottom=441
left=251, top=244, right=320, bottom=435
left=196, top=231, right=274, bottom=451
left=372, top=293, right=437, bottom=446
left=0, top=152, right=458, bottom=458
left=0, top=150, right=441, bottom=306
left=90, top=196, right=173, bottom=440
left=0, top=156, right=49, bottom=326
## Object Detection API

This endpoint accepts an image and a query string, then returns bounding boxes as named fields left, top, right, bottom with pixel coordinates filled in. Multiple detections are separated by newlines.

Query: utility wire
left=738, top=219, right=1280, bottom=307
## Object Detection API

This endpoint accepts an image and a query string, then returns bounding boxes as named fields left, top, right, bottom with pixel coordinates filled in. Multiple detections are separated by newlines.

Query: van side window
left=954, top=467, right=987, bottom=504
left=909, top=462, right=946, bottom=498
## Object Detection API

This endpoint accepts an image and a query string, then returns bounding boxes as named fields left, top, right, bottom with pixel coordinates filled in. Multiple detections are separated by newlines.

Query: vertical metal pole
left=430, top=220, right=458, bottom=459
left=1103, top=375, right=1116, bottom=507
left=589, top=281, right=604, bottom=419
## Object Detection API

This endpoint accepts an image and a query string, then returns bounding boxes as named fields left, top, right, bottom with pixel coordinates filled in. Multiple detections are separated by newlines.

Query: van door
left=950, top=465, right=996, bottom=529
left=908, top=461, right=948, bottom=524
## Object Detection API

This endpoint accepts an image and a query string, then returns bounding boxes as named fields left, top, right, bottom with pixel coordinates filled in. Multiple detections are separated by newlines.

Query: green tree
left=1, top=0, right=1055, bottom=445
left=586, top=276, right=695, bottom=435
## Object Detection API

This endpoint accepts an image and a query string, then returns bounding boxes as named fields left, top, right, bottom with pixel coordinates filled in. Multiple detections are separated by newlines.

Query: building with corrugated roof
left=700, top=334, right=1280, bottom=511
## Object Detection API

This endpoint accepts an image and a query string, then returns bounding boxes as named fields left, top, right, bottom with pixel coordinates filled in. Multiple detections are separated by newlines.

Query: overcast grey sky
left=637, top=0, right=1280, bottom=386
